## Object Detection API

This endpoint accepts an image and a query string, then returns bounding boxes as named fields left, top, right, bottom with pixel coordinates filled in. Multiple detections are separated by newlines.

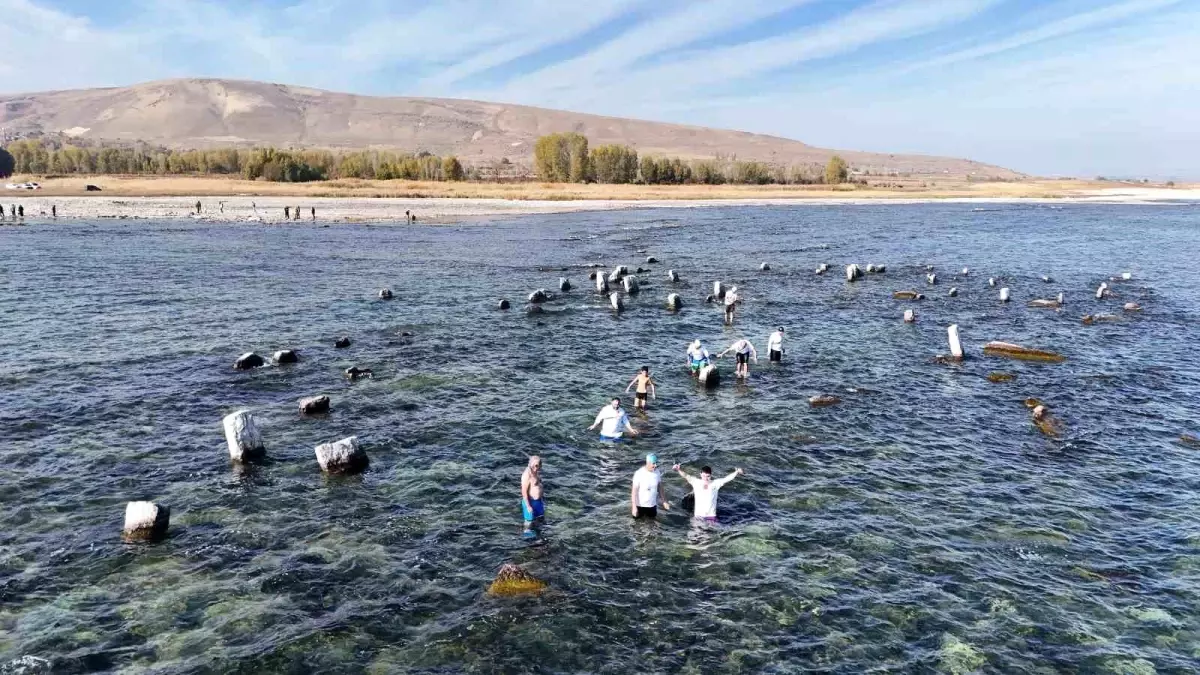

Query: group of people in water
left=520, top=311, right=787, bottom=534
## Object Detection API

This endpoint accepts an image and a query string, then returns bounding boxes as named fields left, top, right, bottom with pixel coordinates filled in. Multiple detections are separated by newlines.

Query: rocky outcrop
left=334, top=336, right=352, bottom=348
left=983, top=341, right=1065, bottom=363
left=315, top=436, right=368, bottom=474
left=299, top=395, right=330, bottom=415
left=666, top=293, right=682, bottom=311
left=345, top=366, right=373, bottom=380
left=378, top=289, right=393, bottom=300
left=273, top=349, right=299, bottom=364
left=808, top=395, right=842, bottom=407
left=233, top=352, right=265, bottom=370
left=223, top=410, right=265, bottom=462
left=487, top=563, right=547, bottom=596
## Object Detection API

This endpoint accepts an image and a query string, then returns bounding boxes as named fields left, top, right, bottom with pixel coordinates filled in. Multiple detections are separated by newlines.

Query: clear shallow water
left=2, top=204, right=1200, bottom=674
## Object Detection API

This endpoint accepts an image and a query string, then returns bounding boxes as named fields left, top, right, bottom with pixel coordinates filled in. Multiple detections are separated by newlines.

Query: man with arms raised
left=673, top=464, right=744, bottom=522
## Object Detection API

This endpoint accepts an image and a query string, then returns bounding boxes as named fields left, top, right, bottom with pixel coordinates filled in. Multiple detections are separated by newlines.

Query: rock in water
left=609, top=292, right=624, bottom=312
left=926, top=273, right=937, bottom=285
left=808, top=394, right=842, bottom=407
left=528, top=289, right=549, bottom=303
left=759, top=262, right=770, bottom=271
left=608, top=266, right=628, bottom=283
left=987, top=372, right=1015, bottom=383
left=234, top=352, right=265, bottom=370
left=622, top=276, right=639, bottom=295
left=1096, top=282, right=1109, bottom=299
left=315, top=436, right=368, bottom=474
left=815, top=263, right=829, bottom=275
left=222, top=410, right=265, bottom=462
left=646, top=256, right=658, bottom=264
left=845, top=264, right=862, bottom=282
left=892, top=290, right=923, bottom=300
left=948, top=287, right=959, bottom=297
left=273, top=349, right=299, bottom=364
left=1042, top=275, right=1053, bottom=283
left=123, top=501, right=170, bottom=541
left=947, top=324, right=964, bottom=360
left=667, top=269, right=680, bottom=282
left=487, top=563, right=547, bottom=597
left=666, top=293, right=682, bottom=311
left=334, top=336, right=352, bottom=348
left=983, top=341, right=1065, bottom=363
left=713, top=281, right=725, bottom=299
left=903, top=309, right=916, bottom=323
left=345, top=366, right=373, bottom=380
left=299, top=395, right=330, bottom=415
left=868, top=264, right=886, bottom=274
left=698, top=364, right=720, bottom=389
left=1124, top=302, right=1142, bottom=311
left=988, top=277, right=996, bottom=287
left=558, top=278, right=571, bottom=292
left=595, top=274, right=609, bottom=294
left=497, top=299, right=510, bottom=310
left=999, top=288, right=1011, bottom=302
left=378, top=289, right=393, bottom=300
left=525, top=304, right=544, bottom=315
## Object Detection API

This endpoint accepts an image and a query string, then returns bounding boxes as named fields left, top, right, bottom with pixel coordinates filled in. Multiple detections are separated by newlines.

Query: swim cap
left=646, top=453, right=658, bottom=465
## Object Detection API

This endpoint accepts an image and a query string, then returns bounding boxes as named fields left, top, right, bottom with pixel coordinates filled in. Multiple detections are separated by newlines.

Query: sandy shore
left=3, top=187, right=1196, bottom=224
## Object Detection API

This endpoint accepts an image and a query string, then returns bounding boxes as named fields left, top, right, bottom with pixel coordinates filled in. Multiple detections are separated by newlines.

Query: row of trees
left=532, top=133, right=850, bottom=185
left=1, top=139, right=465, bottom=182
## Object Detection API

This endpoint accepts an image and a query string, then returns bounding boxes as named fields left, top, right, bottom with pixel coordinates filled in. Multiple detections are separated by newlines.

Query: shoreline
left=3, top=187, right=1197, bottom=224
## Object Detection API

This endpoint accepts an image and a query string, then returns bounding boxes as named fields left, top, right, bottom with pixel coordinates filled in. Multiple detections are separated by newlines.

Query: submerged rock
left=378, top=289, right=393, bottom=300
left=223, top=410, right=265, bottom=462
left=759, top=262, right=770, bottom=271
left=233, top=352, right=265, bottom=370
left=987, top=372, right=1015, bottom=383
left=1123, top=302, right=1142, bottom=312
left=315, top=436, right=368, bottom=474
left=1082, top=313, right=1121, bottom=325
left=345, top=366, right=373, bottom=380
left=948, top=287, right=958, bottom=297
left=123, top=501, right=170, bottom=542
left=299, top=395, right=330, bottom=415
left=938, top=634, right=986, bottom=674
left=525, top=304, right=544, bottom=315
left=698, top=364, right=720, bottom=389
left=487, top=563, right=547, bottom=597
left=1024, top=398, right=1045, bottom=409
left=334, top=336, right=352, bottom=348
left=983, top=341, right=1065, bottom=363
left=808, top=394, right=841, bottom=407
left=273, top=349, right=299, bottom=364
left=1032, top=405, right=1064, bottom=438
left=528, top=289, right=549, bottom=303
left=1180, top=433, right=1200, bottom=447
left=646, top=256, right=658, bottom=264
left=892, top=290, right=924, bottom=300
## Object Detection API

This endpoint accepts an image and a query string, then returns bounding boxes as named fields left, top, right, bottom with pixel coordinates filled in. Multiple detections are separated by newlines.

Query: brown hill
left=0, top=78, right=1020, bottom=178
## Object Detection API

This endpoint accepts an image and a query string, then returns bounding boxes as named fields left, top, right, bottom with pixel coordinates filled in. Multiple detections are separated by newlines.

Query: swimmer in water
left=718, top=338, right=758, bottom=379
left=673, top=464, right=743, bottom=522
left=723, top=286, right=740, bottom=325
left=632, top=454, right=669, bottom=518
left=767, top=327, right=785, bottom=363
left=521, top=455, right=545, bottom=532
left=588, top=398, right=638, bottom=440
left=686, top=340, right=711, bottom=377
left=624, top=366, right=656, bottom=410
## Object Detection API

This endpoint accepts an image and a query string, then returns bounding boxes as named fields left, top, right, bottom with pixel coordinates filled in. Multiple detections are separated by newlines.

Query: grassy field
left=6, top=175, right=1186, bottom=201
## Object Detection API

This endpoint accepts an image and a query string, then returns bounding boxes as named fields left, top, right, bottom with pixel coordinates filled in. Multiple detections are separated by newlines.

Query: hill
left=0, top=78, right=1021, bottom=179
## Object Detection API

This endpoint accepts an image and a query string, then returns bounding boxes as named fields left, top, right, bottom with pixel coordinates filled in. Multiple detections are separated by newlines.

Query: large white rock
left=273, top=349, right=299, bottom=364
left=903, top=309, right=916, bottom=323
left=999, top=288, right=1011, bottom=303
left=609, top=292, right=623, bottom=312
left=222, top=410, right=265, bottom=462
left=667, top=269, right=680, bottom=282
left=315, top=436, right=369, bottom=474
left=558, top=277, right=571, bottom=292
left=948, top=324, right=963, bottom=360
left=1096, top=282, right=1109, bottom=299
left=299, top=395, right=331, bottom=415
left=233, top=352, right=265, bottom=370
left=123, top=501, right=170, bottom=541
left=698, top=364, right=720, bottom=389
left=595, top=274, right=609, bottom=293
left=713, top=281, right=725, bottom=299
left=622, top=276, right=639, bottom=295
left=378, top=289, right=393, bottom=299
left=666, top=293, right=682, bottom=311
left=845, top=264, right=862, bottom=282
left=759, top=262, right=771, bottom=271
left=528, top=289, right=549, bottom=303
left=815, top=263, right=829, bottom=275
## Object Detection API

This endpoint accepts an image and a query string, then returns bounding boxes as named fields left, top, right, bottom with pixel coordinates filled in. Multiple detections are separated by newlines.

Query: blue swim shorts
left=521, top=498, right=545, bottom=522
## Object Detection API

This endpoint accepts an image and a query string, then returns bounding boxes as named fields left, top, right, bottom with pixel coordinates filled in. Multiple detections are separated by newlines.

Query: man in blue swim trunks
left=687, top=340, right=711, bottom=378
left=588, top=398, right=638, bottom=440
left=521, top=455, right=545, bottom=531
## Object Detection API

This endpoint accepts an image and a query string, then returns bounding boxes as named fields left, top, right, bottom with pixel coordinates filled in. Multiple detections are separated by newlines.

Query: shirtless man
left=624, top=366, right=657, bottom=410
left=718, top=338, right=758, bottom=379
left=521, top=455, right=545, bottom=530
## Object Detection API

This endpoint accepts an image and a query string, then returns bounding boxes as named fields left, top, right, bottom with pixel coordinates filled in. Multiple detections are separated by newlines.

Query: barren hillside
left=0, top=78, right=1021, bottom=178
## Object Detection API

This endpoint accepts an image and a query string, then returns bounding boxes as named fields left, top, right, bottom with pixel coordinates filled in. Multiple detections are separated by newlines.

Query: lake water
left=2, top=203, right=1199, bottom=673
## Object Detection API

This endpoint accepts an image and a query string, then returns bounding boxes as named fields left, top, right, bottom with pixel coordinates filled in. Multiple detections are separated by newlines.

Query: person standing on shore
left=588, top=398, right=638, bottom=441
left=673, top=464, right=743, bottom=522
left=17, top=205, right=23, bottom=218
left=624, top=366, right=656, bottom=410
left=1, top=204, right=5, bottom=219
left=284, top=206, right=290, bottom=220
left=51, top=205, right=56, bottom=218
left=521, top=455, right=545, bottom=533
left=767, top=327, right=785, bottom=363
left=294, top=206, right=300, bottom=220
left=311, top=206, right=316, bottom=220
left=723, top=286, right=740, bottom=325
left=631, top=454, right=669, bottom=519
left=195, top=200, right=201, bottom=214
left=718, top=338, right=758, bottom=379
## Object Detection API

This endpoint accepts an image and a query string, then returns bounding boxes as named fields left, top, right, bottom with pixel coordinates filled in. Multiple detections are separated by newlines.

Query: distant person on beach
left=687, top=340, right=711, bottom=377
left=625, top=366, right=656, bottom=410
left=219, top=201, right=225, bottom=214
left=718, top=338, right=758, bottom=379
left=632, top=454, right=669, bottom=518
left=195, top=200, right=201, bottom=214
left=588, top=397, right=638, bottom=440
left=767, top=327, right=785, bottom=362
left=1, top=204, right=5, bottom=219
left=294, top=206, right=300, bottom=220
left=673, top=464, right=743, bottom=521
left=521, top=455, right=545, bottom=532
left=284, top=206, right=290, bottom=219
left=51, top=205, right=56, bottom=218
left=311, top=206, right=315, bottom=220
left=724, top=285, right=740, bottom=325
left=17, top=205, right=23, bottom=218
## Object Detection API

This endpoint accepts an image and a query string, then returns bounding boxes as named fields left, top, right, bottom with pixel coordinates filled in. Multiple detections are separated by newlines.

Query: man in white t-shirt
left=631, top=454, right=669, bottom=519
left=687, top=340, right=711, bottom=377
left=588, top=398, right=638, bottom=440
left=673, top=463, right=743, bottom=521
left=767, top=327, right=785, bottom=363
left=723, top=286, right=740, bottom=325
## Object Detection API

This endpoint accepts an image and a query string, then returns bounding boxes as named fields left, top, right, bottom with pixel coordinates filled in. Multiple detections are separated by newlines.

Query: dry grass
left=9, top=174, right=1182, bottom=201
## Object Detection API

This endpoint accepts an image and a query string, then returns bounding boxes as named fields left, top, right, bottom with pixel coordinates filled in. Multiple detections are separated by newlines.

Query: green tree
left=442, top=156, right=465, bottom=181
left=590, top=144, right=638, bottom=183
left=0, top=147, right=14, bottom=178
left=567, top=133, right=589, bottom=182
left=824, top=155, right=848, bottom=185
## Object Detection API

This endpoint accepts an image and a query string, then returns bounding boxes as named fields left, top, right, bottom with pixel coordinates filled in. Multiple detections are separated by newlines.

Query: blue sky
left=2, top=0, right=1196, bottom=178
